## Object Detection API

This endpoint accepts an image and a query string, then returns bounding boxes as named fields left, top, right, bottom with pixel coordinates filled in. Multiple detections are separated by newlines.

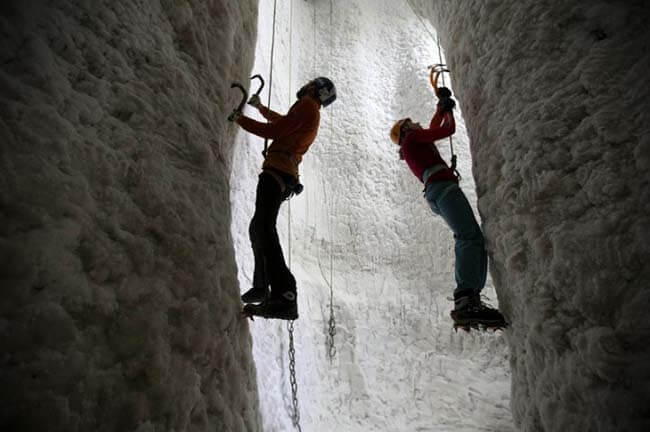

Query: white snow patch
left=231, top=0, right=512, bottom=430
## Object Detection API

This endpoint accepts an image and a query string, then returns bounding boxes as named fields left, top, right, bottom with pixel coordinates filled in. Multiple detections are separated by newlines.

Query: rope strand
left=264, top=0, right=279, bottom=156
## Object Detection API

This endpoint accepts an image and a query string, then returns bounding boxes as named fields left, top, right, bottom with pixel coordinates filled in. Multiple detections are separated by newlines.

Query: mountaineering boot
left=243, top=291, right=298, bottom=321
left=241, top=286, right=270, bottom=303
left=450, top=295, right=507, bottom=331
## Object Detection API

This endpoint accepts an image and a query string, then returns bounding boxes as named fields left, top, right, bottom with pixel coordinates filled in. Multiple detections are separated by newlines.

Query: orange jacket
left=237, top=97, right=320, bottom=178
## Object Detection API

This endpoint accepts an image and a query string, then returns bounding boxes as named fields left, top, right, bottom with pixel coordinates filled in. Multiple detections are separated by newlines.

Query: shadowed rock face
left=0, top=1, right=260, bottom=431
left=424, top=1, right=650, bottom=430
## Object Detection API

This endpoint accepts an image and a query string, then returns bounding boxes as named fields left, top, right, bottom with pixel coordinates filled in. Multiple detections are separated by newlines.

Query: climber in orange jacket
left=229, top=77, right=336, bottom=320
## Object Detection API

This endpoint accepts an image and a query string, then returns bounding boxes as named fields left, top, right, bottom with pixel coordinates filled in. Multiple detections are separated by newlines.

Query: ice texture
left=1, top=1, right=261, bottom=431
left=423, top=1, right=650, bottom=431
left=231, top=0, right=511, bottom=431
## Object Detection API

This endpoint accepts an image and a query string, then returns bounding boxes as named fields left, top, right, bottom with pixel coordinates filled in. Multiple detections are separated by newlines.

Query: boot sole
left=242, top=305, right=298, bottom=321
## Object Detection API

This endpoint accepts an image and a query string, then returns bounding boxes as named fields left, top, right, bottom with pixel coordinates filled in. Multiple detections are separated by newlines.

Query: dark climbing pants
left=249, top=171, right=296, bottom=297
left=424, top=181, right=487, bottom=300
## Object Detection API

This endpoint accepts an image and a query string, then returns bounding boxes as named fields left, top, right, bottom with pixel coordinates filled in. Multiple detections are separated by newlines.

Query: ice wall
left=0, top=1, right=261, bottom=431
left=231, top=0, right=511, bottom=430
left=424, top=1, right=650, bottom=431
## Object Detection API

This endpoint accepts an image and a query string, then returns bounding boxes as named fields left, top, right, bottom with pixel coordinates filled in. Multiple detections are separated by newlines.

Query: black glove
left=437, top=97, right=456, bottom=112
left=227, top=109, right=242, bottom=122
left=248, top=94, right=262, bottom=108
left=437, top=86, right=452, bottom=98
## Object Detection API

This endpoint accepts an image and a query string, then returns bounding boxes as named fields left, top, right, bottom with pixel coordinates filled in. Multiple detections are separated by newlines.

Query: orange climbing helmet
left=390, top=118, right=411, bottom=144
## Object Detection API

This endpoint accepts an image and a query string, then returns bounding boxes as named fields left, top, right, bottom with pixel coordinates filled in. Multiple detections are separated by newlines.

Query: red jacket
left=401, top=107, right=457, bottom=185
left=237, top=98, right=320, bottom=178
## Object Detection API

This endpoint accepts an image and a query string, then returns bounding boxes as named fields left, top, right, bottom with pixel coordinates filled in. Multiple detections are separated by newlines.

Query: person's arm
left=442, top=111, right=455, bottom=135
left=405, top=111, right=455, bottom=144
left=258, top=105, right=284, bottom=122
left=429, top=106, right=444, bottom=129
left=237, top=99, right=314, bottom=140
left=247, top=95, right=284, bottom=122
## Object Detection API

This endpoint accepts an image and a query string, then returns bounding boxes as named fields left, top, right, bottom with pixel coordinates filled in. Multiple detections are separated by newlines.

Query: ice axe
left=250, top=74, right=265, bottom=96
left=249, top=74, right=270, bottom=158
left=428, top=63, right=450, bottom=98
left=228, top=82, right=247, bottom=121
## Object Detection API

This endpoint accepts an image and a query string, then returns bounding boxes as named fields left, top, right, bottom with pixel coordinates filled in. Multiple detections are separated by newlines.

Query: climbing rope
left=263, top=0, right=279, bottom=157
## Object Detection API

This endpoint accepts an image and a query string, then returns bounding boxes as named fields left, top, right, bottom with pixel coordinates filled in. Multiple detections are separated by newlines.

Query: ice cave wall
left=231, top=1, right=511, bottom=431
left=424, top=1, right=650, bottom=431
left=0, top=1, right=260, bottom=431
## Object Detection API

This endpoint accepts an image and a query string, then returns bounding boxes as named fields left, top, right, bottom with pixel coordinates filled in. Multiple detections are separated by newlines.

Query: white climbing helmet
left=297, top=77, right=337, bottom=107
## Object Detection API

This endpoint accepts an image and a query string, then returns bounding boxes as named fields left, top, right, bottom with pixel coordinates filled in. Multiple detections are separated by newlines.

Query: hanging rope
left=325, top=0, right=337, bottom=362
left=263, top=0, right=279, bottom=157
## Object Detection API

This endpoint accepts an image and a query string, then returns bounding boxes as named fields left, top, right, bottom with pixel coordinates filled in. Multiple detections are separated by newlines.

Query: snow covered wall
left=231, top=0, right=511, bottom=431
left=423, top=1, right=650, bottom=431
left=1, top=1, right=261, bottom=431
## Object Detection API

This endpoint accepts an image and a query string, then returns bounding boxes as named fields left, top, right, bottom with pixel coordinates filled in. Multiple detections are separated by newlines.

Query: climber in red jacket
left=390, top=87, right=506, bottom=330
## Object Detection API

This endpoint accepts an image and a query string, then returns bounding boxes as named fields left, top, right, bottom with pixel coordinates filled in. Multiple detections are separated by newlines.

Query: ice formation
left=423, top=1, right=650, bottom=431
left=1, top=1, right=260, bottom=431
left=231, top=0, right=510, bottom=431
left=3, top=0, right=647, bottom=431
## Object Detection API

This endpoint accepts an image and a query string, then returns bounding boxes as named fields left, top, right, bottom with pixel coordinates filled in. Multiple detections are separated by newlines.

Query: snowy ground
left=231, top=0, right=512, bottom=430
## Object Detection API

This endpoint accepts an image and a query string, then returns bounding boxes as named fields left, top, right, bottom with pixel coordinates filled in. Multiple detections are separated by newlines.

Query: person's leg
left=250, top=172, right=296, bottom=298
left=425, top=182, right=487, bottom=301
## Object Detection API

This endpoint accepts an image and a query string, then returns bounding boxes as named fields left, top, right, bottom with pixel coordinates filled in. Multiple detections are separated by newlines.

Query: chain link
left=326, top=292, right=337, bottom=360
left=287, top=320, right=302, bottom=432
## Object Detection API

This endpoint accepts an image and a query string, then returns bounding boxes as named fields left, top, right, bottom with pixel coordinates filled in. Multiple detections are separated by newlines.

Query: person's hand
left=248, top=94, right=262, bottom=108
left=437, top=86, right=452, bottom=98
left=227, top=109, right=242, bottom=122
left=437, top=97, right=456, bottom=112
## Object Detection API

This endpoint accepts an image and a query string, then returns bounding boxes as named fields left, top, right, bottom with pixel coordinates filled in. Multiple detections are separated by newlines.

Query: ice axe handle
left=250, top=74, right=265, bottom=96
left=231, top=83, right=247, bottom=112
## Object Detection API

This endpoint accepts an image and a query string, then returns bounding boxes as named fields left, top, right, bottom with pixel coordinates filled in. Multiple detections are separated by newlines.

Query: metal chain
left=287, top=320, right=302, bottom=432
left=327, top=293, right=337, bottom=360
